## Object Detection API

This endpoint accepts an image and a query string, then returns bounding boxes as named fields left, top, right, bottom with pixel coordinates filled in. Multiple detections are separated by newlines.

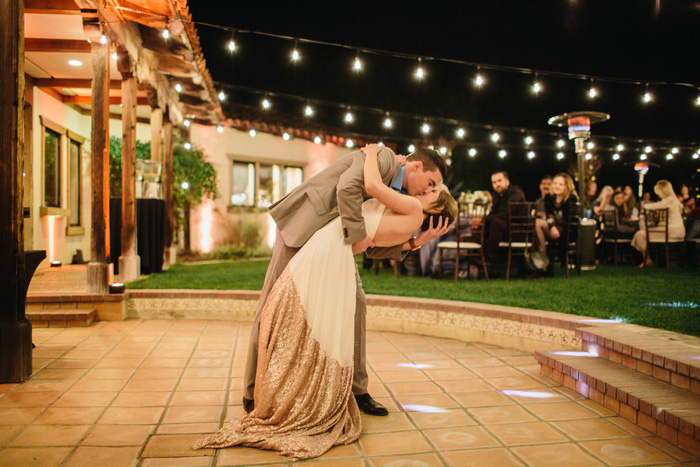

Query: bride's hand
left=361, top=143, right=381, bottom=156
left=415, top=216, right=452, bottom=245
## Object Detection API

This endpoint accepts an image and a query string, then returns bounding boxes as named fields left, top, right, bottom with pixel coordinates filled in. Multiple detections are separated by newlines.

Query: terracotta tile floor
left=1, top=320, right=699, bottom=466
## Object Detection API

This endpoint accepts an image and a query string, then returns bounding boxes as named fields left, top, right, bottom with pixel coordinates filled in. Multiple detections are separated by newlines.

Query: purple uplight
left=401, top=404, right=447, bottom=413
left=502, top=390, right=558, bottom=399
left=396, top=363, right=433, bottom=369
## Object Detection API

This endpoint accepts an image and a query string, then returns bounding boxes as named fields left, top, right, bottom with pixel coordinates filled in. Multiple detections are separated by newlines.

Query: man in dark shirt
left=474, top=170, right=526, bottom=262
left=535, top=175, right=552, bottom=219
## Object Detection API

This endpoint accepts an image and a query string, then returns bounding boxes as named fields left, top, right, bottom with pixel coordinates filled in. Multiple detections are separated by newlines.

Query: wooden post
left=118, top=52, right=140, bottom=282
left=86, top=38, right=111, bottom=294
left=0, top=0, right=31, bottom=382
left=162, top=116, right=175, bottom=268
left=150, top=106, right=163, bottom=162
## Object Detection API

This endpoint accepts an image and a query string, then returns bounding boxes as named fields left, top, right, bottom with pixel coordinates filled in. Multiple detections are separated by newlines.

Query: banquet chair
left=547, top=203, right=581, bottom=278
left=643, top=207, right=685, bottom=270
left=437, top=212, right=489, bottom=282
left=600, top=209, right=632, bottom=266
left=498, top=201, right=536, bottom=281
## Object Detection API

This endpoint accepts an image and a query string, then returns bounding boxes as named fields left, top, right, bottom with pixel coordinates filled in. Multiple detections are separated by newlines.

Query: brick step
left=26, top=308, right=97, bottom=328
left=536, top=349, right=700, bottom=456
left=578, top=323, right=700, bottom=393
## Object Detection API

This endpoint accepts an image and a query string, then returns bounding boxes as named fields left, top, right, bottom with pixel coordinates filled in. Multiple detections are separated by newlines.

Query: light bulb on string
left=184, top=142, right=191, bottom=150
left=468, top=148, right=477, bottom=157
left=183, top=119, right=191, bottom=127
left=439, top=147, right=448, bottom=155
left=645, top=145, right=653, bottom=153
left=498, top=149, right=507, bottom=159
left=414, top=58, right=425, bottom=80
left=304, top=104, right=314, bottom=117
left=525, top=136, right=534, bottom=146
left=175, top=83, right=182, bottom=93
left=474, top=66, right=485, bottom=88
left=249, top=129, right=257, bottom=137
left=456, top=128, right=466, bottom=139
left=640, top=154, right=647, bottom=160
left=671, top=147, right=679, bottom=154
left=291, top=41, right=301, bottom=62
left=344, top=109, right=354, bottom=124
left=383, top=114, right=393, bottom=129
left=527, top=151, right=536, bottom=160
left=695, top=92, right=700, bottom=107
left=408, top=144, right=416, bottom=152
left=218, top=91, right=226, bottom=102
left=227, top=39, right=237, bottom=52
left=111, top=52, right=118, bottom=61
left=642, top=84, right=653, bottom=103
left=216, top=125, right=223, bottom=133
left=346, top=139, right=354, bottom=148
left=100, top=34, right=107, bottom=44
left=261, top=97, right=271, bottom=110
left=557, top=152, right=565, bottom=160
left=531, top=74, right=542, bottom=95
left=557, top=139, right=566, bottom=148
left=612, top=153, right=620, bottom=161
left=162, top=29, right=170, bottom=40
left=585, top=153, right=592, bottom=160
left=587, top=80, right=598, bottom=99
left=421, top=121, right=431, bottom=134
left=352, top=53, right=363, bottom=72
left=282, top=132, right=291, bottom=141
left=666, top=153, right=673, bottom=160
left=314, top=136, right=322, bottom=144
left=490, top=132, right=500, bottom=143
left=616, top=143, right=625, bottom=152
left=694, top=153, right=700, bottom=160
left=587, top=141, right=595, bottom=150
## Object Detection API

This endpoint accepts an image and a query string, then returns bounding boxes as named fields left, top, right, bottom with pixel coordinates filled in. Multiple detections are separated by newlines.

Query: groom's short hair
left=407, top=148, right=447, bottom=179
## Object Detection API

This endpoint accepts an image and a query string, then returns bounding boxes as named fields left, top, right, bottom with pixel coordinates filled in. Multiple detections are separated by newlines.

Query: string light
left=439, top=147, right=448, bottom=155
left=184, top=142, right=191, bottom=150
left=557, top=139, right=566, bottom=148
left=491, top=132, right=500, bottom=143
left=672, top=147, right=679, bottom=154
left=694, top=153, right=700, bottom=160
left=100, top=34, right=107, bottom=44
left=346, top=139, right=354, bottom=148
left=640, top=154, right=647, bottom=160
left=414, top=58, right=425, bottom=80
left=249, top=129, right=257, bottom=137
left=557, top=152, right=565, bottom=160
left=456, top=128, right=466, bottom=139
left=645, top=145, right=653, bottom=153
left=616, top=143, right=625, bottom=152
left=588, top=80, right=598, bottom=99
left=383, top=114, right=393, bottom=129
left=643, top=84, right=653, bottom=103
left=525, top=136, right=534, bottom=146
left=304, top=104, right=314, bottom=117
left=421, top=121, right=431, bottom=134
left=695, top=91, right=700, bottom=106
left=666, top=153, right=673, bottom=160
left=612, top=153, right=620, bottom=160
left=175, top=83, right=182, bottom=93
left=283, top=132, right=291, bottom=140
left=353, top=53, right=363, bottom=72
left=344, top=109, right=354, bottom=124
left=587, top=141, right=595, bottom=150
left=314, top=136, right=322, bottom=144
left=498, top=149, right=507, bottom=158
left=218, top=91, right=226, bottom=101
left=162, top=29, right=170, bottom=40
left=183, top=119, right=191, bottom=127
left=408, top=144, right=416, bottom=152
left=531, top=74, right=542, bottom=95
left=111, top=52, right=118, bottom=61
left=468, top=148, right=477, bottom=157
left=474, top=67, right=485, bottom=88
left=216, top=125, right=224, bottom=133
left=291, top=41, right=301, bottom=62
left=261, top=97, right=271, bottom=110
left=585, top=153, right=592, bottom=160
left=527, top=151, right=536, bottom=160
left=227, top=35, right=237, bottom=53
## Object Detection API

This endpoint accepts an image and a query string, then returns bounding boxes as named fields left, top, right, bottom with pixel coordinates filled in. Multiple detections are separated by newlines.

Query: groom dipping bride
left=194, top=143, right=456, bottom=460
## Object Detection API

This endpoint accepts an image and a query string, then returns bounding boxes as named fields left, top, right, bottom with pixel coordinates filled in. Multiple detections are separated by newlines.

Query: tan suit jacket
left=269, top=146, right=403, bottom=259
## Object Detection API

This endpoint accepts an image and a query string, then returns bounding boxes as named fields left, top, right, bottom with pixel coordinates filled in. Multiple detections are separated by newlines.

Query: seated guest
left=472, top=170, right=525, bottom=263
left=603, top=191, right=637, bottom=237
left=632, top=180, right=685, bottom=267
left=640, top=191, right=652, bottom=208
left=535, top=175, right=552, bottom=218
left=583, top=180, right=597, bottom=218
left=678, top=185, right=699, bottom=239
left=623, top=185, right=638, bottom=217
left=534, top=173, right=578, bottom=258
left=592, top=185, right=613, bottom=220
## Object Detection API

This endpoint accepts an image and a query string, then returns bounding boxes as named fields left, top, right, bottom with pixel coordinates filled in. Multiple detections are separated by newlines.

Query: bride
left=193, top=143, right=457, bottom=460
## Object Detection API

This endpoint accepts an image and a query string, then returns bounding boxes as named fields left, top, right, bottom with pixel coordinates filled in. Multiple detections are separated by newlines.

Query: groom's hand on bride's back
left=352, top=237, right=375, bottom=255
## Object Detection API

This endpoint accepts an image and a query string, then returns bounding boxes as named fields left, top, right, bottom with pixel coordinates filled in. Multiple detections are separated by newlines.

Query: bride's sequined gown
left=193, top=199, right=386, bottom=460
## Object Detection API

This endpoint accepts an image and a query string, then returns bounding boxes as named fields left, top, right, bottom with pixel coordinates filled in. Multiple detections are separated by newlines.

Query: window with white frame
left=230, top=160, right=303, bottom=208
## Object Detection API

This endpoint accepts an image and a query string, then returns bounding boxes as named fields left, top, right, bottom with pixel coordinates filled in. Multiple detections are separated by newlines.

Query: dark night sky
left=188, top=0, right=700, bottom=197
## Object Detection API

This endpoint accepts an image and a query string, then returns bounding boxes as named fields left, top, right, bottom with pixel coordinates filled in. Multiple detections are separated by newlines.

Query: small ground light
left=51, top=260, right=62, bottom=267
left=109, top=282, right=125, bottom=294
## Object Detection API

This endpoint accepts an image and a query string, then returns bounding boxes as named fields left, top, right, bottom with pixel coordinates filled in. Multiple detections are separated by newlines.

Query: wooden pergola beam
left=24, top=38, right=91, bottom=53
left=25, top=0, right=80, bottom=14
left=35, top=78, right=122, bottom=90
left=62, top=95, right=149, bottom=105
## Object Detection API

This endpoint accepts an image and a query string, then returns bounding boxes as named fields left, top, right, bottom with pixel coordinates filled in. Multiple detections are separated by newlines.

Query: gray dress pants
left=242, top=227, right=369, bottom=400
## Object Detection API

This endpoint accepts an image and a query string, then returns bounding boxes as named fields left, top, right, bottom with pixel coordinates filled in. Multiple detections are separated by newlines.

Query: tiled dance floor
left=1, top=319, right=698, bottom=466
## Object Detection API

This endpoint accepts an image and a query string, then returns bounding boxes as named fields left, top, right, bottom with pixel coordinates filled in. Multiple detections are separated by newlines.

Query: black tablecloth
left=109, top=198, right=165, bottom=275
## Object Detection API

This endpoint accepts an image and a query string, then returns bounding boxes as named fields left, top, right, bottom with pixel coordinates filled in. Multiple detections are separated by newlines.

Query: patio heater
left=548, top=111, right=610, bottom=202
left=627, top=161, right=660, bottom=198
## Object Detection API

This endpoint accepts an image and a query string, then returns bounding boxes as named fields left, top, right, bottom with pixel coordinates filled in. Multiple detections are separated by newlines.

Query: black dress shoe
left=242, top=397, right=254, bottom=414
left=354, top=393, right=388, bottom=416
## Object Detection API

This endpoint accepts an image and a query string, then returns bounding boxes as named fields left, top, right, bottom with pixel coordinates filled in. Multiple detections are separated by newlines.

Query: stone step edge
left=535, top=350, right=700, bottom=456
left=26, top=308, right=97, bottom=322
left=577, top=330, right=700, bottom=392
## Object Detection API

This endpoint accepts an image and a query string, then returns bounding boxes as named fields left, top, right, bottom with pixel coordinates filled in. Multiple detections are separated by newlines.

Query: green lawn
left=128, top=260, right=700, bottom=337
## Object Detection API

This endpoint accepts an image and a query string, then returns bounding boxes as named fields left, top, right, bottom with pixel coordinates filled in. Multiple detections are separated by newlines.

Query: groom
left=243, top=144, right=447, bottom=416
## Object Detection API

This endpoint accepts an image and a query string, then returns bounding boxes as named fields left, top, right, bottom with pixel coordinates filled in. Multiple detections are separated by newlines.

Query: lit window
left=68, top=138, right=82, bottom=226
left=44, top=128, right=61, bottom=208
left=231, top=161, right=304, bottom=207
